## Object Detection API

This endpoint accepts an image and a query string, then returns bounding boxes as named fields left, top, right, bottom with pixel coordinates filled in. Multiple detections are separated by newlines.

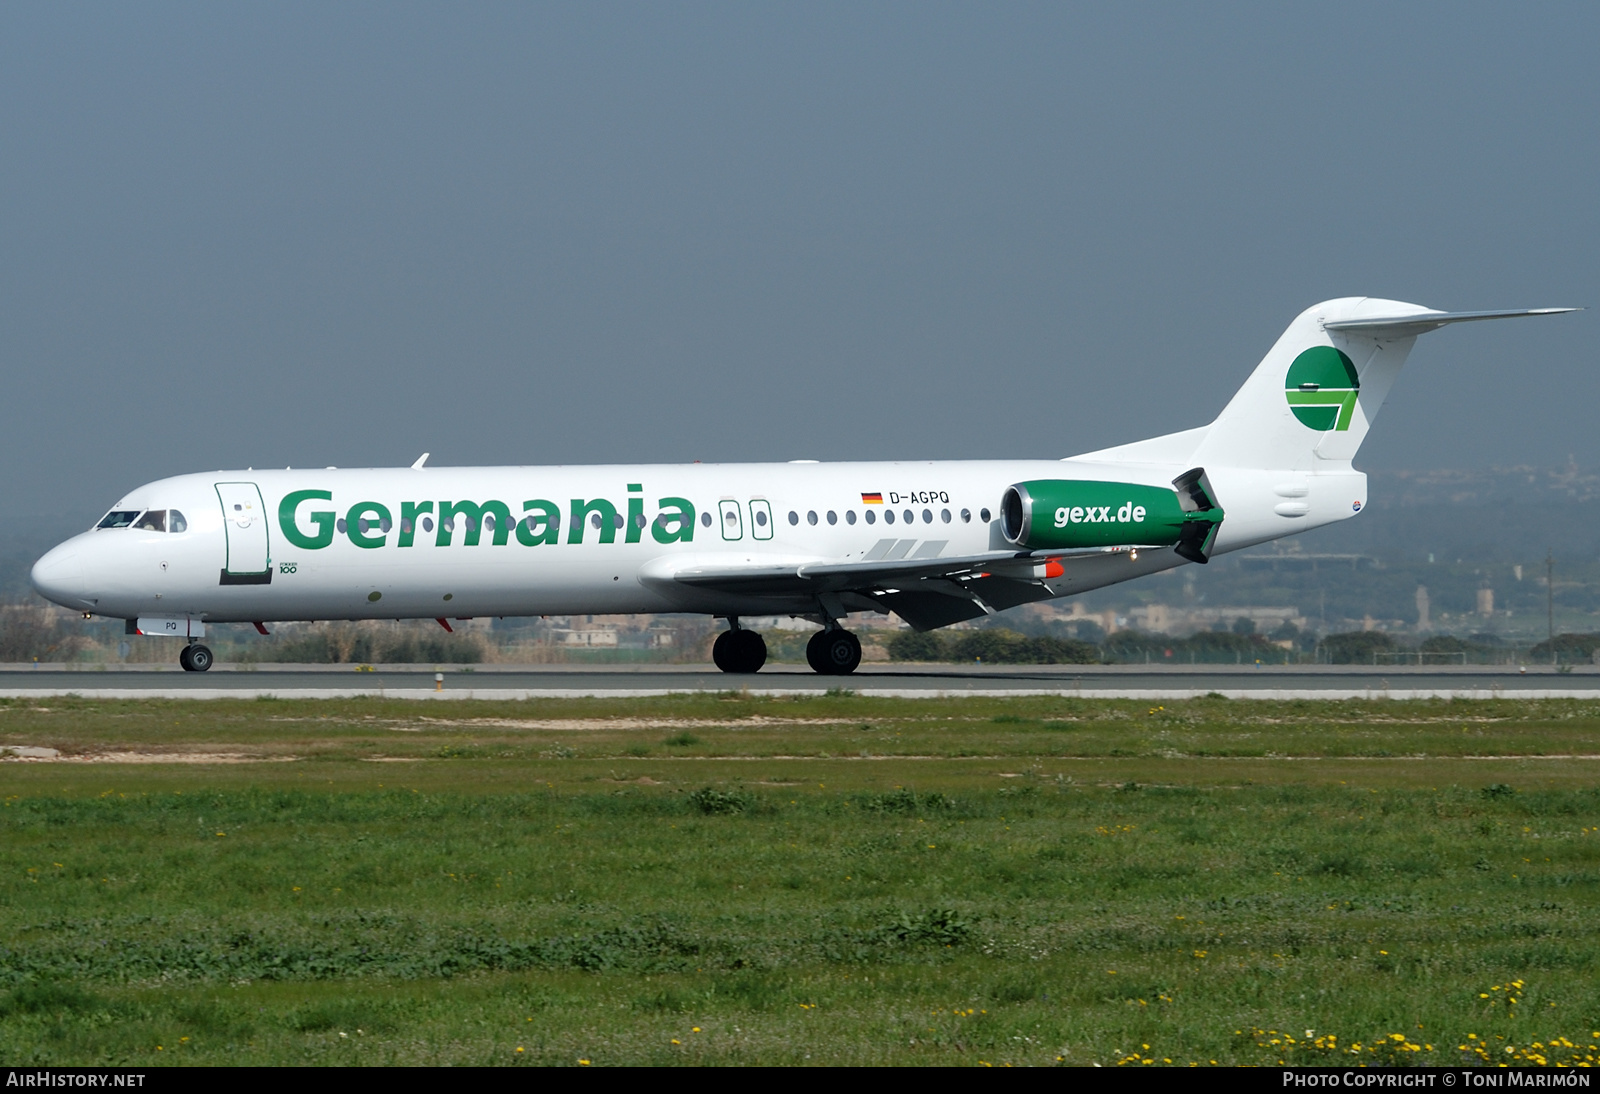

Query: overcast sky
left=2, top=3, right=1595, bottom=535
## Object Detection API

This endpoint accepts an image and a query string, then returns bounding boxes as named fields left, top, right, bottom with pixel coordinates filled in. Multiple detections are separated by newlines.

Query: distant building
left=1124, top=604, right=1305, bottom=637
left=560, top=628, right=618, bottom=647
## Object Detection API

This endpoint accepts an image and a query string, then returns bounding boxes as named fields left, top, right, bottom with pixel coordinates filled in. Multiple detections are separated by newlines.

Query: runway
left=2, top=662, right=1597, bottom=700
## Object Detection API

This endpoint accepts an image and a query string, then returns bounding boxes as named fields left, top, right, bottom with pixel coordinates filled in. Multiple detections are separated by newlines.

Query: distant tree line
left=3, top=597, right=1597, bottom=667
left=247, top=624, right=485, bottom=664
left=886, top=623, right=1600, bottom=666
left=1288, top=630, right=1599, bottom=665
left=0, top=602, right=93, bottom=662
left=886, top=628, right=1099, bottom=665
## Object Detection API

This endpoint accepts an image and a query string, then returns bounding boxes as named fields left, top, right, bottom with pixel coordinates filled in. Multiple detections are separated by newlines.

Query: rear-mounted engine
left=1000, top=467, right=1224, bottom=563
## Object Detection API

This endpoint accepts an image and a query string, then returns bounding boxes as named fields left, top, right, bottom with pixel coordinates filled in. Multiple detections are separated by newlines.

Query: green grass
left=3, top=694, right=1600, bottom=1065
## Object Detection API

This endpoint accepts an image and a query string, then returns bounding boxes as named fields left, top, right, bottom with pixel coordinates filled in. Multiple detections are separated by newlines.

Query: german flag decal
left=861, top=492, right=883, bottom=505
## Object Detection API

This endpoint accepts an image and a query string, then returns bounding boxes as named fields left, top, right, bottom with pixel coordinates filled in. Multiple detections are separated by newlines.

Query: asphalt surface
left=2, top=663, right=1598, bottom=699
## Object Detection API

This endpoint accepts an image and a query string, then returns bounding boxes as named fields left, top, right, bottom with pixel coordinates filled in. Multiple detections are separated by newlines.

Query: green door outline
left=749, top=498, right=773, bottom=541
left=718, top=499, right=743, bottom=541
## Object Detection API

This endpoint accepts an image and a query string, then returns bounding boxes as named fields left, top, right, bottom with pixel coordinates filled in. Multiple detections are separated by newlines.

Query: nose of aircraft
left=31, top=542, right=91, bottom=610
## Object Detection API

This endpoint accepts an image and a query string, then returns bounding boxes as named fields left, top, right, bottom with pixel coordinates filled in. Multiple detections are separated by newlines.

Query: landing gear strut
left=806, top=628, right=861, bottom=676
left=712, top=623, right=767, bottom=674
left=179, top=642, right=213, bottom=672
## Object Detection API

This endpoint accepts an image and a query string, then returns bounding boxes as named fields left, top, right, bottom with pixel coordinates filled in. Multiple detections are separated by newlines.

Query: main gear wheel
left=712, top=628, right=767, bottom=674
left=806, top=629, right=861, bottom=675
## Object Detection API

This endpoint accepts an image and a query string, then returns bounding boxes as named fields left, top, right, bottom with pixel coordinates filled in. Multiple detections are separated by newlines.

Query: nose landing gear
left=178, top=642, right=213, bottom=672
left=711, top=621, right=767, bottom=674
left=806, top=628, right=861, bottom=675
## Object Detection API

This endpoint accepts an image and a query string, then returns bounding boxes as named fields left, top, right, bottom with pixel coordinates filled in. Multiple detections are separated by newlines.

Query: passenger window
left=864, top=510, right=874, bottom=525
left=169, top=510, right=188, bottom=533
left=980, top=508, right=991, bottom=523
left=97, top=510, right=141, bottom=529
left=884, top=510, right=895, bottom=524
left=846, top=511, right=856, bottom=525
left=788, top=511, right=799, bottom=525
left=940, top=509, right=950, bottom=524
left=903, top=509, right=914, bottom=524
left=423, top=517, right=434, bottom=533
left=960, top=509, right=971, bottom=523
left=755, top=510, right=768, bottom=527
left=701, top=511, right=713, bottom=527
left=807, top=511, right=818, bottom=525
left=923, top=509, right=932, bottom=524
left=135, top=510, right=166, bottom=532
left=827, top=511, right=837, bottom=525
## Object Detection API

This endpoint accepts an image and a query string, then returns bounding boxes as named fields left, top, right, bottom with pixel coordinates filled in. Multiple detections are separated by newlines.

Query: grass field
left=3, top=693, right=1600, bottom=1066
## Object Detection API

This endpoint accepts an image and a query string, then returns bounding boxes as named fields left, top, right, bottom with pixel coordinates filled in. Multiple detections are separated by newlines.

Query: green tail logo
left=1284, top=346, right=1359, bottom=431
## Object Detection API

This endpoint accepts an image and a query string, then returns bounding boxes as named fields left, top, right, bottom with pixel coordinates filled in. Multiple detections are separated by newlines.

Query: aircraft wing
left=647, top=545, right=1155, bottom=630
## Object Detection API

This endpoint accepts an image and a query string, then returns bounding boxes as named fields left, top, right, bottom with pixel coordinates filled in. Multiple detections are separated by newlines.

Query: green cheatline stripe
left=1285, top=388, right=1358, bottom=430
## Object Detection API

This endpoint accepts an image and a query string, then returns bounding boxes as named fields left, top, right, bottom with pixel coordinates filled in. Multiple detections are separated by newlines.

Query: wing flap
left=667, top=549, right=1025, bottom=595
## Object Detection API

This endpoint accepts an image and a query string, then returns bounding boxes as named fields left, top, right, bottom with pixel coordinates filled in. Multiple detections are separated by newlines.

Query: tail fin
left=1189, top=298, right=1574, bottom=471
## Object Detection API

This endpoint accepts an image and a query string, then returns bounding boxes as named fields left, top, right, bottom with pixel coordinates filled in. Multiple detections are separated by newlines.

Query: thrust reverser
left=999, top=467, right=1224, bottom=564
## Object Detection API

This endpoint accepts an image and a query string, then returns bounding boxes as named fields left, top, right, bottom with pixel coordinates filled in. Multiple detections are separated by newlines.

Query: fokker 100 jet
left=31, top=298, right=1574, bottom=674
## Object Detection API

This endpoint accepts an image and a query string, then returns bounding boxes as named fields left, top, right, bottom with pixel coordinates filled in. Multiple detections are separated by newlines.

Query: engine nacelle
left=1000, top=469, right=1224, bottom=562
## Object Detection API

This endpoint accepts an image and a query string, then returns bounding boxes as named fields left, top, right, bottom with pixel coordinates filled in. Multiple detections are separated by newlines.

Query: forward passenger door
left=215, top=482, right=272, bottom=584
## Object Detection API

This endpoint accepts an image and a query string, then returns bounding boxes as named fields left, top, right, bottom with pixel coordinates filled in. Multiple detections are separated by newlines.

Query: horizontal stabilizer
left=1324, top=308, right=1577, bottom=337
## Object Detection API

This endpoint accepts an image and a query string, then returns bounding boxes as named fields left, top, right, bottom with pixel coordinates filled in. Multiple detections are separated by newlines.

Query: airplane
left=30, top=297, right=1575, bottom=675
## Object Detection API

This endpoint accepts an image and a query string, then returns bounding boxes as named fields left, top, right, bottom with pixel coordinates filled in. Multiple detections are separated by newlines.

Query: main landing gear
left=710, top=619, right=862, bottom=675
left=806, top=628, right=861, bottom=676
left=178, top=642, right=213, bottom=672
left=712, top=623, right=767, bottom=674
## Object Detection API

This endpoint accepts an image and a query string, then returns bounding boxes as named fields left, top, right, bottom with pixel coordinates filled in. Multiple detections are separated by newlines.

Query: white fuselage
left=30, top=458, right=1364, bottom=626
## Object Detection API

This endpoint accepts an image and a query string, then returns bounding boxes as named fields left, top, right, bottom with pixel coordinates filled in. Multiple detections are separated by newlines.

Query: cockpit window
left=169, top=510, right=188, bottom=533
left=96, top=510, right=141, bottom=529
left=134, top=510, right=167, bottom=532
